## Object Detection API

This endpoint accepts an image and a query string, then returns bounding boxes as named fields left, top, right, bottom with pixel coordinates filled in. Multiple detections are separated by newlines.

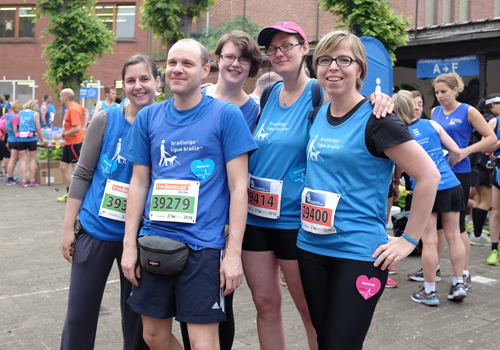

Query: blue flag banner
left=80, top=87, right=98, bottom=98
left=360, top=36, right=393, bottom=97
left=417, top=55, right=479, bottom=78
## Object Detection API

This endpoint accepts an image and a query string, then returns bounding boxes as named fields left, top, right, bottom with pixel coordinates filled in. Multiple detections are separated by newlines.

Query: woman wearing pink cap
left=242, top=22, right=393, bottom=349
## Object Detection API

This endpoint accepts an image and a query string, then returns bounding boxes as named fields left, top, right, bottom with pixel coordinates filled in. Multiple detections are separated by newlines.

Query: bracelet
left=402, top=233, right=418, bottom=246
left=393, top=180, right=400, bottom=184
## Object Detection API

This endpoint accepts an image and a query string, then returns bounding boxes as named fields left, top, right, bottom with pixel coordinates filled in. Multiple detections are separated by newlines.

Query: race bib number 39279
left=301, top=187, right=340, bottom=234
left=149, top=179, right=199, bottom=223
left=247, top=174, right=283, bottom=219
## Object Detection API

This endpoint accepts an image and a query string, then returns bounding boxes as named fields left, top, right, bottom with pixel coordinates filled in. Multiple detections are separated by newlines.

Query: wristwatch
left=62, top=132, right=66, bottom=138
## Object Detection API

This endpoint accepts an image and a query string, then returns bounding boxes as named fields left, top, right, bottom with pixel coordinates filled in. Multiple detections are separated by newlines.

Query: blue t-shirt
left=495, top=116, right=500, bottom=157
left=6, top=112, right=17, bottom=143
left=18, top=110, right=37, bottom=142
left=433, top=104, right=473, bottom=173
left=121, top=94, right=257, bottom=249
left=297, top=101, right=394, bottom=262
left=248, top=79, right=323, bottom=229
left=100, top=101, right=119, bottom=111
left=408, top=119, right=460, bottom=191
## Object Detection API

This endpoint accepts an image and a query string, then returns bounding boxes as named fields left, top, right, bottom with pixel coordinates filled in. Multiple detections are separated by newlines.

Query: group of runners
left=49, top=21, right=500, bottom=350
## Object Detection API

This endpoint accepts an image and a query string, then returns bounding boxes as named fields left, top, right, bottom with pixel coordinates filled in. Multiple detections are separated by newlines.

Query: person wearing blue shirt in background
left=121, top=39, right=257, bottom=350
left=40, top=94, right=56, bottom=128
left=92, top=86, right=119, bottom=118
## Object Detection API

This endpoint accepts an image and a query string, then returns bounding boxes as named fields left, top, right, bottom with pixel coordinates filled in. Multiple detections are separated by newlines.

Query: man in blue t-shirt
left=40, top=94, right=56, bottom=128
left=121, top=39, right=256, bottom=349
left=91, top=86, right=118, bottom=118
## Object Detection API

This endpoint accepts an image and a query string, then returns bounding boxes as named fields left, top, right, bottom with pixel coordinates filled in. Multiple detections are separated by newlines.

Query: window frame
left=92, top=3, right=136, bottom=40
left=0, top=5, right=36, bottom=41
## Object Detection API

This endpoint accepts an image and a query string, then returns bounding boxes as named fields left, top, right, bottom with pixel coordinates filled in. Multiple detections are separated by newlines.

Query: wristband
left=402, top=233, right=418, bottom=246
left=393, top=180, right=400, bottom=184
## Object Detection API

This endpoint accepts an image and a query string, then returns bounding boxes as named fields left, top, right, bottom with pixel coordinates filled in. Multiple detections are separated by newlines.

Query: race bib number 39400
left=247, top=174, right=283, bottom=219
left=149, top=179, right=199, bottom=223
left=301, top=187, right=340, bottom=234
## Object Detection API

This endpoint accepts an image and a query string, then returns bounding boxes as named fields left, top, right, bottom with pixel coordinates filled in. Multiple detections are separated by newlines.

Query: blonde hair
left=313, top=30, right=367, bottom=91
left=11, top=100, right=23, bottom=114
left=433, top=73, right=465, bottom=93
left=23, top=99, right=39, bottom=111
left=392, top=90, right=415, bottom=126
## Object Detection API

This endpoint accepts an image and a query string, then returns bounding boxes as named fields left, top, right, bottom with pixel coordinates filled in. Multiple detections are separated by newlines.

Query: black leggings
left=298, top=249, right=388, bottom=350
left=180, top=292, right=234, bottom=350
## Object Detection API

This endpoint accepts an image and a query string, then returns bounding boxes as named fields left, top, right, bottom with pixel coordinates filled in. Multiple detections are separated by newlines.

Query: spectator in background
left=5, top=100, right=23, bottom=185
left=92, top=86, right=118, bottom=118
left=249, top=72, right=282, bottom=104
left=39, top=94, right=56, bottom=129
left=3, top=94, right=11, bottom=112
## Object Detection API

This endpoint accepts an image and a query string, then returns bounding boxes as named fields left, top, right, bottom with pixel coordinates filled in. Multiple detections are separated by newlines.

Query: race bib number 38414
left=149, top=179, right=199, bottom=223
left=301, top=188, right=340, bottom=234
left=247, top=174, right=283, bottom=219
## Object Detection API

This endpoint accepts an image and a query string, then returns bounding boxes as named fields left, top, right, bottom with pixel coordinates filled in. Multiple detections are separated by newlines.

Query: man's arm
left=40, top=105, right=48, bottom=128
left=220, top=153, right=248, bottom=296
left=122, top=163, right=151, bottom=287
left=92, top=102, right=102, bottom=119
left=53, top=125, right=81, bottom=140
left=82, top=108, right=89, bottom=132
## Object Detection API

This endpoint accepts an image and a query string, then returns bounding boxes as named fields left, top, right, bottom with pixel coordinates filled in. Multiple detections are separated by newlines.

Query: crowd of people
left=2, top=22, right=500, bottom=350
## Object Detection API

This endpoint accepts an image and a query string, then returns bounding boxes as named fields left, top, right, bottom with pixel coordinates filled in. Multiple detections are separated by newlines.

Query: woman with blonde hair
left=394, top=90, right=467, bottom=306
left=17, top=99, right=46, bottom=187
left=4, top=100, right=23, bottom=185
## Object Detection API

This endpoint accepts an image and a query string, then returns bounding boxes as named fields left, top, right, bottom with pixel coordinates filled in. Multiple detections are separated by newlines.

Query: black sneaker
left=448, top=282, right=467, bottom=300
left=411, top=287, right=439, bottom=306
left=407, top=267, right=441, bottom=282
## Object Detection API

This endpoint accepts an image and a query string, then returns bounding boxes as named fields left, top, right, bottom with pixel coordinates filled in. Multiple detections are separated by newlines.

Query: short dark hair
left=3, top=94, right=10, bottom=101
left=214, top=30, right=262, bottom=78
left=43, top=94, right=50, bottom=101
left=104, top=86, right=116, bottom=94
left=121, top=54, right=159, bottom=81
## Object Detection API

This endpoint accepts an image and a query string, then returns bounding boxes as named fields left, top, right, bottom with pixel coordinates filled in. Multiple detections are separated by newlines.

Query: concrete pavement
left=1, top=172, right=499, bottom=349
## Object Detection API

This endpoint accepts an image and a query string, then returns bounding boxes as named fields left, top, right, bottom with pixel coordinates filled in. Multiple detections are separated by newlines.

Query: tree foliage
left=198, top=15, right=262, bottom=52
left=141, top=0, right=215, bottom=45
left=32, top=0, right=115, bottom=99
left=320, top=0, right=411, bottom=64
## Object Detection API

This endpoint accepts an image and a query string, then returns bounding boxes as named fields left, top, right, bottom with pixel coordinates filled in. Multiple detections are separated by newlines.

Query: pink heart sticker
left=356, top=275, right=381, bottom=300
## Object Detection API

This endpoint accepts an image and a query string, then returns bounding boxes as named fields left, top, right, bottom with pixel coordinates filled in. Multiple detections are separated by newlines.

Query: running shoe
left=407, top=267, right=441, bottom=282
left=57, top=193, right=68, bottom=202
left=388, top=267, right=397, bottom=275
left=29, top=180, right=40, bottom=187
left=21, top=181, right=29, bottom=188
left=448, top=282, right=467, bottom=300
left=385, top=277, right=398, bottom=288
left=6, top=178, right=19, bottom=186
left=486, top=249, right=500, bottom=266
left=483, top=229, right=490, bottom=236
left=411, top=287, right=439, bottom=306
left=465, top=223, right=474, bottom=234
left=470, top=232, right=491, bottom=246
left=463, top=273, right=471, bottom=291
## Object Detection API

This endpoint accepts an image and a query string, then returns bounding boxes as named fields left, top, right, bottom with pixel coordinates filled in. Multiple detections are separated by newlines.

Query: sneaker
left=29, top=180, right=40, bottom=187
left=57, top=193, right=68, bottom=202
left=280, top=276, right=287, bottom=287
left=465, top=223, right=474, bottom=234
left=470, top=232, right=491, bottom=246
left=388, top=267, right=397, bottom=275
left=6, top=178, right=19, bottom=186
left=486, top=249, right=500, bottom=266
left=407, top=267, right=441, bottom=282
left=385, top=276, right=398, bottom=288
left=483, top=229, right=490, bottom=236
left=463, top=273, right=471, bottom=291
left=411, top=287, right=439, bottom=306
left=448, top=282, right=467, bottom=300
left=21, top=181, right=29, bottom=188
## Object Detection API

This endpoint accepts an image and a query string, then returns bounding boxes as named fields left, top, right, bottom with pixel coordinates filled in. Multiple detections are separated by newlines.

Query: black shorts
left=8, top=141, right=18, bottom=150
left=493, top=167, right=500, bottom=190
left=0, top=140, right=10, bottom=160
left=17, top=140, right=37, bottom=152
left=432, top=185, right=465, bottom=213
left=242, top=224, right=299, bottom=260
left=437, top=172, right=470, bottom=232
left=471, top=165, right=493, bottom=188
left=62, top=143, right=82, bottom=164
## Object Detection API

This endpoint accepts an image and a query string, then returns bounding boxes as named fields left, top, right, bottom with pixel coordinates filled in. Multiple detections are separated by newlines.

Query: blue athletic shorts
left=128, top=247, right=226, bottom=324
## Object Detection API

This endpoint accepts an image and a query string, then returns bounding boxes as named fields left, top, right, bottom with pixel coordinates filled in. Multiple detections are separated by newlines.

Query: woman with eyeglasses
left=296, top=31, right=439, bottom=349
left=242, top=22, right=393, bottom=349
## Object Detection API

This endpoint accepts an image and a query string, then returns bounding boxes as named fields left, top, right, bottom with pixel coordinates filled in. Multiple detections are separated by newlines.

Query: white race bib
left=149, top=179, right=199, bottom=223
left=99, top=180, right=129, bottom=222
left=301, top=187, right=341, bottom=234
left=247, top=174, right=283, bottom=219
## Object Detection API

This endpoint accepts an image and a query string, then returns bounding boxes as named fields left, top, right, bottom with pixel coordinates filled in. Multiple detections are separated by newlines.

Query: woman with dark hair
left=59, top=54, right=160, bottom=350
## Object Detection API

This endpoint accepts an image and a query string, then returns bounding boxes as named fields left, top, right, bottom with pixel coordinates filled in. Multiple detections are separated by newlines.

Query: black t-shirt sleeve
left=365, top=112, right=414, bottom=158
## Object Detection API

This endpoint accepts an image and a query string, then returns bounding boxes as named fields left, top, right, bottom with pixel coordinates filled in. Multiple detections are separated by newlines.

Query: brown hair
left=11, top=100, right=23, bottom=114
left=214, top=30, right=263, bottom=78
left=433, top=73, right=465, bottom=93
left=313, top=30, right=367, bottom=91
left=121, top=54, right=159, bottom=81
left=104, top=86, right=116, bottom=94
left=392, top=90, right=415, bottom=126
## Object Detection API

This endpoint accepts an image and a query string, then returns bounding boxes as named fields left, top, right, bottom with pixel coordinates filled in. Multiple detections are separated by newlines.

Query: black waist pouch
left=138, top=235, right=189, bottom=275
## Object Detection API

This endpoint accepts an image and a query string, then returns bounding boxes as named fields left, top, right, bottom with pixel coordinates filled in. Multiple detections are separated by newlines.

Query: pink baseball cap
left=257, top=22, right=307, bottom=47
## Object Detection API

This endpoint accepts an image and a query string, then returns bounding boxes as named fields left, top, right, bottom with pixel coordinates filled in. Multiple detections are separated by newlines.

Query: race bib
left=247, top=174, right=283, bottom=219
left=301, top=187, right=341, bottom=234
left=149, top=179, right=199, bottom=223
left=99, top=180, right=129, bottom=222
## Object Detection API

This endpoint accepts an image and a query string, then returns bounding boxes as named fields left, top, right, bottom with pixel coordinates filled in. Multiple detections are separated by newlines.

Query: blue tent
left=360, top=36, right=393, bottom=97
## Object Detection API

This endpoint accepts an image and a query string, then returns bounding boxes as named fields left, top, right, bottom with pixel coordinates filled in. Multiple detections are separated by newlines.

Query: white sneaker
left=469, top=232, right=491, bottom=246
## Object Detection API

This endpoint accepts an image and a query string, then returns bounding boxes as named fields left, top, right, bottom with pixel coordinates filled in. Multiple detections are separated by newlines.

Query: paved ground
left=1, top=168, right=500, bottom=350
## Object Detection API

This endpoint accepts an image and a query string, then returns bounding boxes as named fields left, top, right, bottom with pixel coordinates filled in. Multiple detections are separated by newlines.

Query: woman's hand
left=121, top=245, right=141, bottom=287
left=369, top=92, right=394, bottom=119
left=61, top=228, right=76, bottom=264
left=372, top=236, right=417, bottom=270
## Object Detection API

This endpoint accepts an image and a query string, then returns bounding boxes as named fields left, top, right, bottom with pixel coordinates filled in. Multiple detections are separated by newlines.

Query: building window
left=94, top=4, right=135, bottom=39
left=0, top=6, right=35, bottom=39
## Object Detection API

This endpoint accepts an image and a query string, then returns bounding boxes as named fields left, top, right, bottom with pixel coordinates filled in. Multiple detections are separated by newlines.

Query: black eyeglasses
left=219, top=54, right=252, bottom=65
left=265, top=43, right=301, bottom=56
left=316, top=56, right=357, bottom=67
